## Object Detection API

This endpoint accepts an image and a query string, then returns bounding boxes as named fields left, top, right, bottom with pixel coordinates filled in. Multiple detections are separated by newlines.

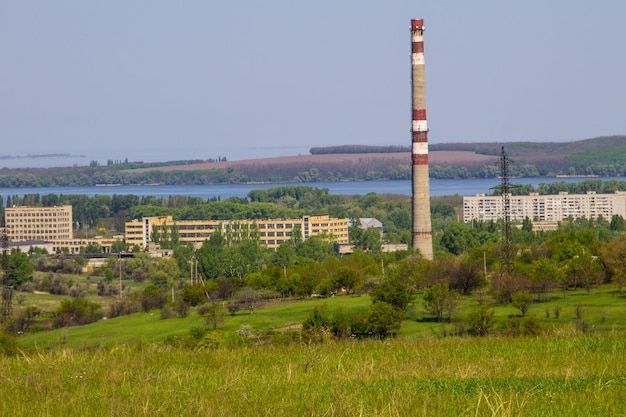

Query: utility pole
left=119, top=253, right=123, bottom=298
left=1, top=216, right=12, bottom=322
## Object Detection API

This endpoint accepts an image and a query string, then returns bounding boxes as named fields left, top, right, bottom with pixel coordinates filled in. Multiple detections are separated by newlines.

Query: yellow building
left=125, top=215, right=349, bottom=250
left=4, top=205, right=73, bottom=242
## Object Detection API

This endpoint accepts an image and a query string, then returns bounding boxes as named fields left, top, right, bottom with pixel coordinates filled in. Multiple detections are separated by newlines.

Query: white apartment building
left=463, top=191, right=626, bottom=224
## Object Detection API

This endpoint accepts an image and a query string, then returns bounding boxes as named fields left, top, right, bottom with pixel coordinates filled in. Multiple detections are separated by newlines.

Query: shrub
left=70, top=283, right=87, bottom=298
left=204, top=303, right=226, bottom=330
left=107, top=299, right=141, bottom=318
left=141, top=285, right=167, bottom=312
left=97, top=280, right=120, bottom=297
left=501, top=316, right=546, bottom=337
left=465, top=305, right=495, bottom=336
left=54, top=298, right=102, bottom=328
left=511, top=291, right=532, bottom=316
left=366, top=302, right=404, bottom=338
left=172, top=300, right=191, bottom=318
left=160, top=306, right=176, bottom=319
left=226, top=303, right=242, bottom=316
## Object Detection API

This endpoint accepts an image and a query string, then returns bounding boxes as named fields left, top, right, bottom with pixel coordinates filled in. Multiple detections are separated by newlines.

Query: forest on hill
left=0, top=136, right=624, bottom=187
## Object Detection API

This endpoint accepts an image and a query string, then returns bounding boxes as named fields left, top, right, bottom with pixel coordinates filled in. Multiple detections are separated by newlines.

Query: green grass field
left=5, top=284, right=626, bottom=416
left=3, top=333, right=626, bottom=416
left=15, top=285, right=626, bottom=350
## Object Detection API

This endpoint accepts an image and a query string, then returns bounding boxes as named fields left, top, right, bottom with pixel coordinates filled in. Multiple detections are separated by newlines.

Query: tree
left=366, top=301, right=404, bottom=338
left=521, top=216, right=533, bottom=233
left=440, top=223, right=479, bottom=255
left=464, top=305, right=495, bottom=336
left=141, top=284, right=167, bottom=312
left=332, top=265, right=363, bottom=295
left=370, top=277, right=412, bottom=311
left=235, top=287, right=262, bottom=313
left=203, top=302, right=226, bottom=330
left=111, top=239, right=128, bottom=253
left=80, top=242, right=102, bottom=254
left=599, top=235, right=626, bottom=294
left=295, top=236, right=336, bottom=263
left=7, top=250, right=33, bottom=288
left=610, top=214, right=625, bottom=231
left=423, top=284, right=459, bottom=322
left=511, top=291, right=532, bottom=316
left=54, top=298, right=102, bottom=327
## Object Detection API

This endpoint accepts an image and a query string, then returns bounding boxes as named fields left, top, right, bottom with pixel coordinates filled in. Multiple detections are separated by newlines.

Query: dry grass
left=129, top=151, right=498, bottom=173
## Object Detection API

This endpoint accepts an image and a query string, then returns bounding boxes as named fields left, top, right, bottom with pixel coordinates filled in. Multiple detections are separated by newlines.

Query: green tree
left=370, top=277, right=412, bottom=311
left=54, top=298, right=102, bottom=327
left=464, top=305, right=495, bottom=336
left=366, top=301, right=404, bottom=338
left=332, top=265, right=364, bottom=295
left=440, top=223, right=479, bottom=255
left=511, top=291, right=532, bottom=316
left=8, top=250, right=34, bottom=288
left=423, top=283, right=459, bottom=322
left=111, top=239, right=128, bottom=253
left=610, top=214, right=625, bottom=231
left=141, top=284, right=167, bottom=312
left=80, top=242, right=102, bottom=254
left=204, top=303, right=226, bottom=330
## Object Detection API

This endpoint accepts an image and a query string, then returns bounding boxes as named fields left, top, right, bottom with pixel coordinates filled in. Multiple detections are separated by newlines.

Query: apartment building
left=4, top=205, right=73, bottom=242
left=125, top=215, right=349, bottom=249
left=463, top=191, right=626, bottom=224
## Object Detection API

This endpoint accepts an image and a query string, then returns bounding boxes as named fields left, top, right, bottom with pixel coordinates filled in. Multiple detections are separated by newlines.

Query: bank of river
left=0, top=177, right=623, bottom=200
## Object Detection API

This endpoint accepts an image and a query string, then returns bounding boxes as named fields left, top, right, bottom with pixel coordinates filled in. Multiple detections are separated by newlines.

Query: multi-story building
left=4, top=205, right=73, bottom=242
left=125, top=215, right=349, bottom=250
left=463, top=191, right=626, bottom=225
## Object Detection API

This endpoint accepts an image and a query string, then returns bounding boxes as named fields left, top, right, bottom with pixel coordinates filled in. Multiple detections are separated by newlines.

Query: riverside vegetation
left=3, top=184, right=626, bottom=415
left=1, top=136, right=626, bottom=187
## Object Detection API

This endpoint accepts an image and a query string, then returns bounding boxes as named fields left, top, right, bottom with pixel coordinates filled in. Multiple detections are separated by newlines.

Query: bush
left=511, top=291, right=532, bottom=316
left=501, top=316, right=546, bottom=337
left=365, top=302, right=404, bottom=338
left=107, top=299, right=141, bottom=318
left=226, top=303, right=242, bottom=316
left=70, top=283, right=87, bottom=298
left=465, top=305, right=495, bottom=336
left=54, top=298, right=102, bottom=328
left=141, top=285, right=167, bottom=312
left=160, top=306, right=176, bottom=319
left=172, top=300, right=191, bottom=318
left=97, top=280, right=120, bottom=297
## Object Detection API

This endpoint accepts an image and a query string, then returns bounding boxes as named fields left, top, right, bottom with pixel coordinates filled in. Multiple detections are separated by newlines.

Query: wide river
left=0, top=177, right=623, bottom=200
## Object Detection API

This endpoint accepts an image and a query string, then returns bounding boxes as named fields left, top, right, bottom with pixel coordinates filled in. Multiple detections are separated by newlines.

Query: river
left=0, top=177, right=623, bottom=200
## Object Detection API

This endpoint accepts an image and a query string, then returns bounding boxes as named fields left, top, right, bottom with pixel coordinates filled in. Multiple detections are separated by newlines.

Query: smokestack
left=411, top=18, right=433, bottom=259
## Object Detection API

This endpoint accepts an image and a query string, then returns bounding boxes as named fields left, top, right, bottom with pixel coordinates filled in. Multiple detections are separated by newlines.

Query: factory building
left=125, top=215, right=349, bottom=250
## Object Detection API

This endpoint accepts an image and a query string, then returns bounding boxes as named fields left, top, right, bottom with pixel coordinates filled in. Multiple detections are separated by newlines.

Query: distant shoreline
left=0, top=154, right=85, bottom=160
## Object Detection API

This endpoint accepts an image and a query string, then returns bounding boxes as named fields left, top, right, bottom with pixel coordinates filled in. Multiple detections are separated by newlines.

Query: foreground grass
left=2, top=333, right=626, bottom=416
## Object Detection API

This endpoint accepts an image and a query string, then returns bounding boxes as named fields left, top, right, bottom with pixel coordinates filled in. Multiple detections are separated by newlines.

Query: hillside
left=0, top=136, right=624, bottom=187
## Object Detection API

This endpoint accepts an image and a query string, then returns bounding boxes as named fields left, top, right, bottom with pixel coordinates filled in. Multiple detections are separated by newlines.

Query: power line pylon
left=499, top=146, right=514, bottom=278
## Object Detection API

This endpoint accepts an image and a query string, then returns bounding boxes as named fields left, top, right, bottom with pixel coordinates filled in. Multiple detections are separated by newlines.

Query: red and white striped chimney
left=411, top=18, right=433, bottom=259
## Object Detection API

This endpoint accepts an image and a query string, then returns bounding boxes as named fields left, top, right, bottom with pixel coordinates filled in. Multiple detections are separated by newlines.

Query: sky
left=1, top=1, right=625, bottom=166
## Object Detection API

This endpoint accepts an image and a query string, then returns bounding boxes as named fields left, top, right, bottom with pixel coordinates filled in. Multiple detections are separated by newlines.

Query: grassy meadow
left=3, top=333, right=626, bottom=416
left=2, top=284, right=626, bottom=415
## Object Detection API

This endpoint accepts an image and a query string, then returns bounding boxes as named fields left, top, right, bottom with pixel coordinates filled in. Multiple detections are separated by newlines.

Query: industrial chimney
left=410, top=19, right=433, bottom=259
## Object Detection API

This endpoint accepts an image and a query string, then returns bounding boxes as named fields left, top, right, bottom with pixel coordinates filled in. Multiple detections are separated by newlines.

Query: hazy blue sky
left=2, top=1, right=625, bottom=164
